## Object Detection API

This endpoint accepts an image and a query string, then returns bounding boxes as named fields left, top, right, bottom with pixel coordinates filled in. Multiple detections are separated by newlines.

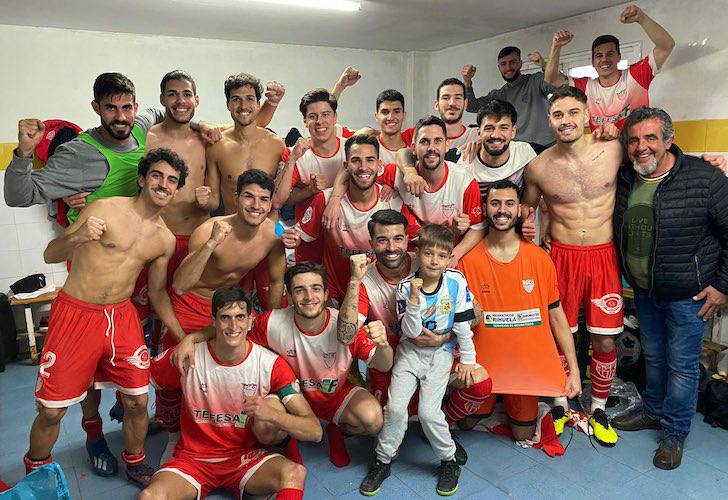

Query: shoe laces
left=438, top=460, right=459, bottom=481
left=659, top=435, right=680, bottom=450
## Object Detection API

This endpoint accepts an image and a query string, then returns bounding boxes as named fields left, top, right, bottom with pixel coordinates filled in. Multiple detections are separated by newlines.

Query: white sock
left=553, top=396, right=569, bottom=411
left=591, top=396, right=608, bottom=413
left=160, top=431, right=180, bottom=466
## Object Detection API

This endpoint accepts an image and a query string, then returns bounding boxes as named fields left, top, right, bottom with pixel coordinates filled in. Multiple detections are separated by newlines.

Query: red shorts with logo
left=35, top=291, right=149, bottom=408
left=159, top=291, right=212, bottom=350
left=476, top=394, right=539, bottom=427
left=550, top=241, right=624, bottom=335
left=306, top=381, right=366, bottom=425
left=158, top=449, right=279, bottom=499
left=240, top=257, right=288, bottom=310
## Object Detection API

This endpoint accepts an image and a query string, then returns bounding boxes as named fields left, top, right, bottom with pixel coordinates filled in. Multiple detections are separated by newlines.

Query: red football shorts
left=476, top=394, right=539, bottom=427
left=240, top=257, right=288, bottom=310
left=158, top=449, right=280, bottom=498
left=167, top=234, right=191, bottom=285
left=159, top=291, right=212, bottom=350
left=550, top=241, right=624, bottom=336
left=35, top=291, right=149, bottom=408
left=306, top=381, right=366, bottom=425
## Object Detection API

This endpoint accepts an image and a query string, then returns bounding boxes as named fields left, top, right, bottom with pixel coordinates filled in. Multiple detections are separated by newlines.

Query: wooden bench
left=10, top=289, right=59, bottom=364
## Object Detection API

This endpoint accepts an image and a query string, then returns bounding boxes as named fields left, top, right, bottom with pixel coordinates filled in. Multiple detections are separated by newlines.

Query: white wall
left=415, top=0, right=728, bottom=123
left=0, top=24, right=413, bottom=297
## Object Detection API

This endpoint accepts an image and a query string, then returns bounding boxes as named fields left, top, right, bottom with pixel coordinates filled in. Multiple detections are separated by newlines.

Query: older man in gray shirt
left=462, top=46, right=557, bottom=151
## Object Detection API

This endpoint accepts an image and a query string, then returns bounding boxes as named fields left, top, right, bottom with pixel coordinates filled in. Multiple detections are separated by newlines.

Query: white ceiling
left=0, top=0, right=627, bottom=52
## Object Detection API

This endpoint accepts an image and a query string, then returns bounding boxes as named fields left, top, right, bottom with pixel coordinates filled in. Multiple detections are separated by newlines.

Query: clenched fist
left=450, top=212, right=471, bottom=235
left=363, top=320, right=388, bottom=346
left=290, top=137, right=310, bottom=163
left=78, top=216, right=106, bottom=243
left=552, top=29, right=574, bottom=48
left=338, top=66, right=361, bottom=89
left=195, top=186, right=212, bottom=209
left=309, top=173, right=327, bottom=194
left=619, top=5, right=645, bottom=24
left=461, top=64, right=476, bottom=85
left=409, top=278, right=423, bottom=303
left=210, top=220, right=232, bottom=245
left=349, top=253, right=368, bottom=281
left=281, top=227, right=301, bottom=249
left=17, top=119, right=45, bottom=158
left=265, top=81, right=286, bottom=106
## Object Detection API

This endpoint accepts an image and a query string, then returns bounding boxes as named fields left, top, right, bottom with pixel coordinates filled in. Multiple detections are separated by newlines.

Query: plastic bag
left=578, top=376, right=643, bottom=419
left=0, top=463, right=71, bottom=500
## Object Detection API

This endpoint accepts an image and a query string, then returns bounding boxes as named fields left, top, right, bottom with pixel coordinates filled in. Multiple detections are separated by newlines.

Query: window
left=521, top=40, right=642, bottom=78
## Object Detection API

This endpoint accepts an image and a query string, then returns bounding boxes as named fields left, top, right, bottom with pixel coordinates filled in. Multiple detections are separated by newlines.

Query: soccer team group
left=7, top=4, right=728, bottom=499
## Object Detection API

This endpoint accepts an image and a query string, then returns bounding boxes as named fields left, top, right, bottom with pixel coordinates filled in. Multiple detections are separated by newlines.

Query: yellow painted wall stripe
left=2, top=119, right=727, bottom=170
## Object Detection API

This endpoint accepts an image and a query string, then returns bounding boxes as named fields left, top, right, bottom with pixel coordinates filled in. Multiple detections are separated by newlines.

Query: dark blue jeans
left=633, top=290, right=707, bottom=438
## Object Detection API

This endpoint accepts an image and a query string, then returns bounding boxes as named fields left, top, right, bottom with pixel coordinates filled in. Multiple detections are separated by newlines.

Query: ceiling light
left=248, top=0, right=361, bottom=12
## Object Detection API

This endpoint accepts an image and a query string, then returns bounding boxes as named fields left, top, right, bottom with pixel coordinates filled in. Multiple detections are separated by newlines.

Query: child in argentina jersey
left=395, top=268, right=476, bottom=363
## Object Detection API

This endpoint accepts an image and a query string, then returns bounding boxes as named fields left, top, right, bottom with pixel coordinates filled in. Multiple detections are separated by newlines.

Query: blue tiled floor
left=2, top=360, right=728, bottom=499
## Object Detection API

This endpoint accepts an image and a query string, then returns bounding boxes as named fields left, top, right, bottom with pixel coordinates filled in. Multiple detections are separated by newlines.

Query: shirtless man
left=522, top=86, right=625, bottom=446
left=25, top=148, right=189, bottom=487
left=206, top=73, right=286, bottom=215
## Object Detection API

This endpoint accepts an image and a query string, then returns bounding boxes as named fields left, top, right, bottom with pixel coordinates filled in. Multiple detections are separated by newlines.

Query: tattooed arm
left=337, top=254, right=368, bottom=344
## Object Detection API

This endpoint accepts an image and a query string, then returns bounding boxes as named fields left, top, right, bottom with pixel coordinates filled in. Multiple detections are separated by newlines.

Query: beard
left=349, top=170, right=378, bottom=191
left=293, top=301, right=325, bottom=319
left=166, top=107, right=194, bottom=125
left=419, top=152, right=443, bottom=170
left=502, top=69, right=521, bottom=83
left=375, top=250, right=406, bottom=270
left=441, top=109, right=463, bottom=125
left=483, top=140, right=510, bottom=157
left=487, top=213, right=517, bottom=232
left=101, top=118, right=133, bottom=140
left=633, top=160, right=658, bottom=177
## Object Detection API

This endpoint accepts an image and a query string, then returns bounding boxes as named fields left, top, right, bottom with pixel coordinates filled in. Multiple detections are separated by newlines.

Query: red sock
left=276, top=488, right=303, bottom=500
left=24, top=452, right=52, bottom=474
left=326, top=423, right=350, bottom=467
left=81, top=414, right=104, bottom=444
left=444, top=378, right=493, bottom=424
left=284, top=437, right=303, bottom=465
left=590, top=348, right=617, bottom=401
left=121, top=449, right=146, bottom=467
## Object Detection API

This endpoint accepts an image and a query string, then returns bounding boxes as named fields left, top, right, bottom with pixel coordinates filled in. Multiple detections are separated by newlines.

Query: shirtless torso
left=524, top=133, right=623, bottom=246
left=206, top=127, right=285, bottom=214
left=147, top=124, right=210, bottom=234
left=55, top=196, right=175, bottom=304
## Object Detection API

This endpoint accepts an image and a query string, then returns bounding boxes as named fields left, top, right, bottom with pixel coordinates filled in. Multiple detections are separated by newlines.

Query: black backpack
left=700, top=378, right=728, bottom=430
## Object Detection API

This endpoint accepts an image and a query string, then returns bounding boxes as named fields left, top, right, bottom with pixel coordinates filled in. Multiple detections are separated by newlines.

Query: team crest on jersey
left=301, top=206, right=313, bottom=224
left=471, top=206, right=482, bottom=217
left=322, top=352, right=337, bottom=369
left=522, top=279, right=535, bottom=294
left=441, top=203, right=456, bottom=219
left=481, top=282, right=490, bottom=294
left=242, top=383, right=258, bottom=396
left=591, top=293, right=623, bottom=315
left=286, top=348, right=297, bottom=357
left=124, top=346, right=150, bottom=369
left=199, top=383, right=208, bottom=394
left=439, top=296, right=453, bottom=314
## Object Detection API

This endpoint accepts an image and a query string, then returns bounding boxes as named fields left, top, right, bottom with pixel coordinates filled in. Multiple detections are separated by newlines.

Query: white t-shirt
left=455, top=140, right=536, bottom=197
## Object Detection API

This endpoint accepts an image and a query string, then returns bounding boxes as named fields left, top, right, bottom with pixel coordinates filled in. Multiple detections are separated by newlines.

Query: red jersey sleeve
left=462, top=179, right=485, bottom=227
left=377, top=163, right=398, bottom=188
left=297, top=191, right=325, bottom=242
left=358, top=282, right=370, bottom=323
left=150, top=348, right=182, bottom=390
left=350, top=327, right=377, bottom=363
left=269, top=356, right=301, bottom=403
left=571, top=77, right=588, bottom=93
left=280, top=147, right=291, bottom=163
left=340, top=126, right=356, bottom=139
left=248, top=311, right=272, bottom=347
left=628, top=55, right=656, bottom=89
left=401, top=127, right=415, bottom=147
left=291, top=164, right=302, bottom=188
left=401, top=204, right=421, bottom=240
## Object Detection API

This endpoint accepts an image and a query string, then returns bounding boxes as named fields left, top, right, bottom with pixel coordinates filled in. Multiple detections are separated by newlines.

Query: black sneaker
left=453, top=438, right=468, bottom=465
left=653, top=435, right=684, bottom=470
left=359, top=460, right=391, bottom=496
left=436, top=460, right=460, bottom=496
left=126, top=462, right=157, bottom=488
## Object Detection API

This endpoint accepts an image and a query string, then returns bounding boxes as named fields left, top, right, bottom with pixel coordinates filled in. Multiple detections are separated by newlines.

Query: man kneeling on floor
left=140, top=286, right=322, bottom=500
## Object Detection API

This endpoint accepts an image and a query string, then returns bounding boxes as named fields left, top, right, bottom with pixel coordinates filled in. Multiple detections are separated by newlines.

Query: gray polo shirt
left=3, top=109, right=167, bottom=207
left=465, top=72, right=556, bottom=147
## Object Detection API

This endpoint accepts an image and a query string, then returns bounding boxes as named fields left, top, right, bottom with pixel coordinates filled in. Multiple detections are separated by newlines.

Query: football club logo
left=441, top=203, right=456, bottom=219
left=522, top=279, right=535, bottom=293
left=322, top=352, right=336, bottom=369
left=301, top=206, right=313, bottom=224
left=242, top=383, right=258, bottom=396
left=124, top=346, right=150, bottom=369
left=440, top=296, right=453, bottom=313
left=591, top=293, right=623, bottom=315
left=286, top=348, right=297, bottom=357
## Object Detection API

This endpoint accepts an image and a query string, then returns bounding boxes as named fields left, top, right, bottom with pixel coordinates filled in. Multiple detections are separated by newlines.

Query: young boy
left=361, top=224, right=484, bottom=496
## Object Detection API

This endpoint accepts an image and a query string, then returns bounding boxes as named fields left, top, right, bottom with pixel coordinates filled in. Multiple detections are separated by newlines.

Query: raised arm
left=172, top=219, right=231, bottom=295
left=272, top=138, right=309, bottom=208
left=398, top=279, right=424, bottom=340
left=337, top=254, right=368, bottom=344
left=147, top=234, right=186, bottom=343
left=363, top=321, right=394, bottom=372
left=266, top=240, right=287, bottom=310
left=43, top=205, right=104, bottom=263
left=544, top=30, right=573, bottom=87
left=331, top=66, right=361, bottom=101
left=620, top=5, right=675, bottom=69
left=256, top=81, right=286, bottom=128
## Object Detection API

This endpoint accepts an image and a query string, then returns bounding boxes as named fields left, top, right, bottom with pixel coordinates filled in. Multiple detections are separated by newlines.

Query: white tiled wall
left=0, top=170, right=66, bottom=296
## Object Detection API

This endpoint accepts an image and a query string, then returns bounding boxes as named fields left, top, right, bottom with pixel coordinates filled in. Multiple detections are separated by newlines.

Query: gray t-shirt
left=465, top=72, right=556, bottom=147
left=4, top=109, right=167, bottom=207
